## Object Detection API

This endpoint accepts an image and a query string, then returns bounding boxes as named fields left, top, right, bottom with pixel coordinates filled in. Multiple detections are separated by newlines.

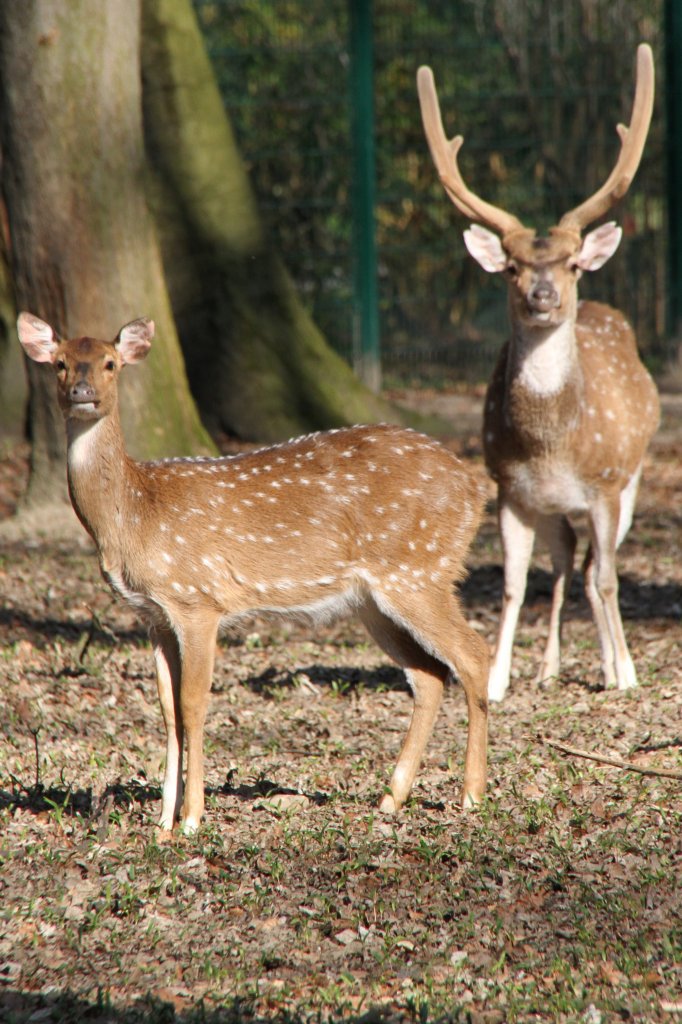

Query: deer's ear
left=17, top=312, right=60, bottom=363
left=574, top=222, right=622, bottom=271
left=463, top=224, right=508, bottom=273
left=116, top=318, right=154, bottom=364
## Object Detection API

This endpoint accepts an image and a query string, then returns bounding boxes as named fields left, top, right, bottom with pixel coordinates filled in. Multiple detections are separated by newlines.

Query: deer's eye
left=56, top=359, right=66, bottom=372
left=104, top=359, right=115, bottom=372
left=505, top=261, right=519, bottom=278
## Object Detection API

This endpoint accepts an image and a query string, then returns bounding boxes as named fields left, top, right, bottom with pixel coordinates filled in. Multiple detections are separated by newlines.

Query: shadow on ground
left=0, top=989, right=445, bottom=1024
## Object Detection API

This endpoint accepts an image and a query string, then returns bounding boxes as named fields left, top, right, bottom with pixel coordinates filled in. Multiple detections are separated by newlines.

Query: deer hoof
left=179, top=817, right=200, bottom=836
left=461, top=789, right=482, bottom=810
left=378, top=792, right=397, bottom=814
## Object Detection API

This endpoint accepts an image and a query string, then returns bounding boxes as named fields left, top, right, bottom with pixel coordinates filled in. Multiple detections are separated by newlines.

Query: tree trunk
left=0, top=235, right=27, bottom=451
left=141, top=0, right=402, bottom=442
left=0, top=0, right=212, bottom=510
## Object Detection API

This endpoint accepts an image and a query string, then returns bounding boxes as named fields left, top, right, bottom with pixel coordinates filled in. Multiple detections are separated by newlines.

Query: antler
left=559, top=43, right=654, bottom=232
left=416, top=64, right=524, bottom=238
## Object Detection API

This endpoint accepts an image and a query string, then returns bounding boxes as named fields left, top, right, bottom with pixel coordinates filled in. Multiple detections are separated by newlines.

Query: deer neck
left=505, top=316, right=584, bottom=449
left=509, top=314, right=579, bottom=392
left=65, top=408, right=138, bottom=558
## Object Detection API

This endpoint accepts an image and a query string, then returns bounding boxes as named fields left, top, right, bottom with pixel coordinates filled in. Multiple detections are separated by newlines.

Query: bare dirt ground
left=0, top=389, right=680, bottom=1024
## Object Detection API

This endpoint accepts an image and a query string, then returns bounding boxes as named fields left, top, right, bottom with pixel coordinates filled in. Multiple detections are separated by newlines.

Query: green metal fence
left=194, top=0, right=670, bottom=387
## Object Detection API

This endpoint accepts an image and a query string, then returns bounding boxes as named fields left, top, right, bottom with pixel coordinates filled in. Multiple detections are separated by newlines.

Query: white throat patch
left=516, top=320, right=576, bottom=396
left=67, top=417, right=106, bottom=473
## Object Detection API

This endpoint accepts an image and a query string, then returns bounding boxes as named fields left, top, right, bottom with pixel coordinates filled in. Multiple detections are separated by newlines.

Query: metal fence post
left=666, top=0, right=682, bottom=346
left=349, top=0, right=381, bottom=392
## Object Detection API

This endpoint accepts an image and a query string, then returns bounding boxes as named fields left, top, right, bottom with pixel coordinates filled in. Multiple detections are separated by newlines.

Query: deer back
left=94, top=424, right=485, bottom=626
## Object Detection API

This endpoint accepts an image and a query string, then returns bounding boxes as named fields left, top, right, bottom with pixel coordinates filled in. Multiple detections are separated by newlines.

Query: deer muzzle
left=527, top=278, right=559, bottom=315
left=67, top=374, right=100, bottom=409
left=69, top=378, right=98, bottom=405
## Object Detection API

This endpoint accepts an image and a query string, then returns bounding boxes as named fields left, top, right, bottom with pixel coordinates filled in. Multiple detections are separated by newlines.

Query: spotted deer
left=18, top=312, right=489, bottom=832
left=417, top=44, right=660, bottom=701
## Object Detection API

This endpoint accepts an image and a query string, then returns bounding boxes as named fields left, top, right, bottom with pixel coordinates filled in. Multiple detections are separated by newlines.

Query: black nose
left=70, top=380, right=96, bottom=403
left=528, top=279, right=558, bottom=313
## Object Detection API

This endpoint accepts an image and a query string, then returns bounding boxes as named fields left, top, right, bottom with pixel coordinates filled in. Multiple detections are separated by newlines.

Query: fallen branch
left=546, top=740, right=682, bottom=780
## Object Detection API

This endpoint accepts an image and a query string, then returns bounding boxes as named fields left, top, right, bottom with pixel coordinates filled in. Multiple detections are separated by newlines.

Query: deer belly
left=509, top=463, right=590, bottom=516
left=102, top=565, right=162, bottom=621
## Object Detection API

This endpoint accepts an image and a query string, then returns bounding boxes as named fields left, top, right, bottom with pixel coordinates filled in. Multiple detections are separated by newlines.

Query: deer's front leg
left=178, top=617, right=220, bottom=834
left=489, top=498, right=536, bottom=702
left=151, top=626, right=184, bottom=830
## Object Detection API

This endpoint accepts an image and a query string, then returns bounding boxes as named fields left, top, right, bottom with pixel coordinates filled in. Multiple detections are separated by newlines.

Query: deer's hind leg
left=359, top=590, right=488, bottom=812
left=535, top=514, right=576, bottom=685
left=585, top=489, right=637, bottom=691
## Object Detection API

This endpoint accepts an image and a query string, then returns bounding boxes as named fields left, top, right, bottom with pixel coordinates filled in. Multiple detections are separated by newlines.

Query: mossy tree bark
left=0, top=237, right=26, bottom=452
left=0, top=0, right=212, bottom=510
left=141, top=0, right=402, bottom=442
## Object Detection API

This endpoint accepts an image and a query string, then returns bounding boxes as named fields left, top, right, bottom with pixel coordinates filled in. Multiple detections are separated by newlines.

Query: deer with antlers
left=18, top=313, right=490, bottom=832
left=417, top=44, right=660, bottom=701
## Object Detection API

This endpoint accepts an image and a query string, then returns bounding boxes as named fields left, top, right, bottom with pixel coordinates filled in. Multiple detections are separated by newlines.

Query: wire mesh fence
left=194, top=0, right=667, bottom=386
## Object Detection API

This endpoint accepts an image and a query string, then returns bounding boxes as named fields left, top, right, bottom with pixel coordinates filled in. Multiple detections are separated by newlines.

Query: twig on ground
left=546, top=739, right=682, bottom=780
left=632, top=735, right=682, bottom=753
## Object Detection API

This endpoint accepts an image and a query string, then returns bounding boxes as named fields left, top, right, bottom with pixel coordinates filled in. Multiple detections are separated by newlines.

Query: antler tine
left=559, top=43, right=654, bottom=233
left=417, top=65, right=524, bottom=237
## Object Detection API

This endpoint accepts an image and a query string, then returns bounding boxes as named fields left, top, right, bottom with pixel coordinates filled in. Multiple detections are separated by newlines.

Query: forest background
left=0, top=0, right=673, bottom=511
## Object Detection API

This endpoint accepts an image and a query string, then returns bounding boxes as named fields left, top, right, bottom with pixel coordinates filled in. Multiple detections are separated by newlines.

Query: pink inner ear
left=576, top=222, right=622, bottom=272
left=463, top=226, right=507, bottom=273
left=117, top=318, right=154, bottom=364
left=117, top=336, right=152, bottom=365
left=17, top=313, right=58, bottom=363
